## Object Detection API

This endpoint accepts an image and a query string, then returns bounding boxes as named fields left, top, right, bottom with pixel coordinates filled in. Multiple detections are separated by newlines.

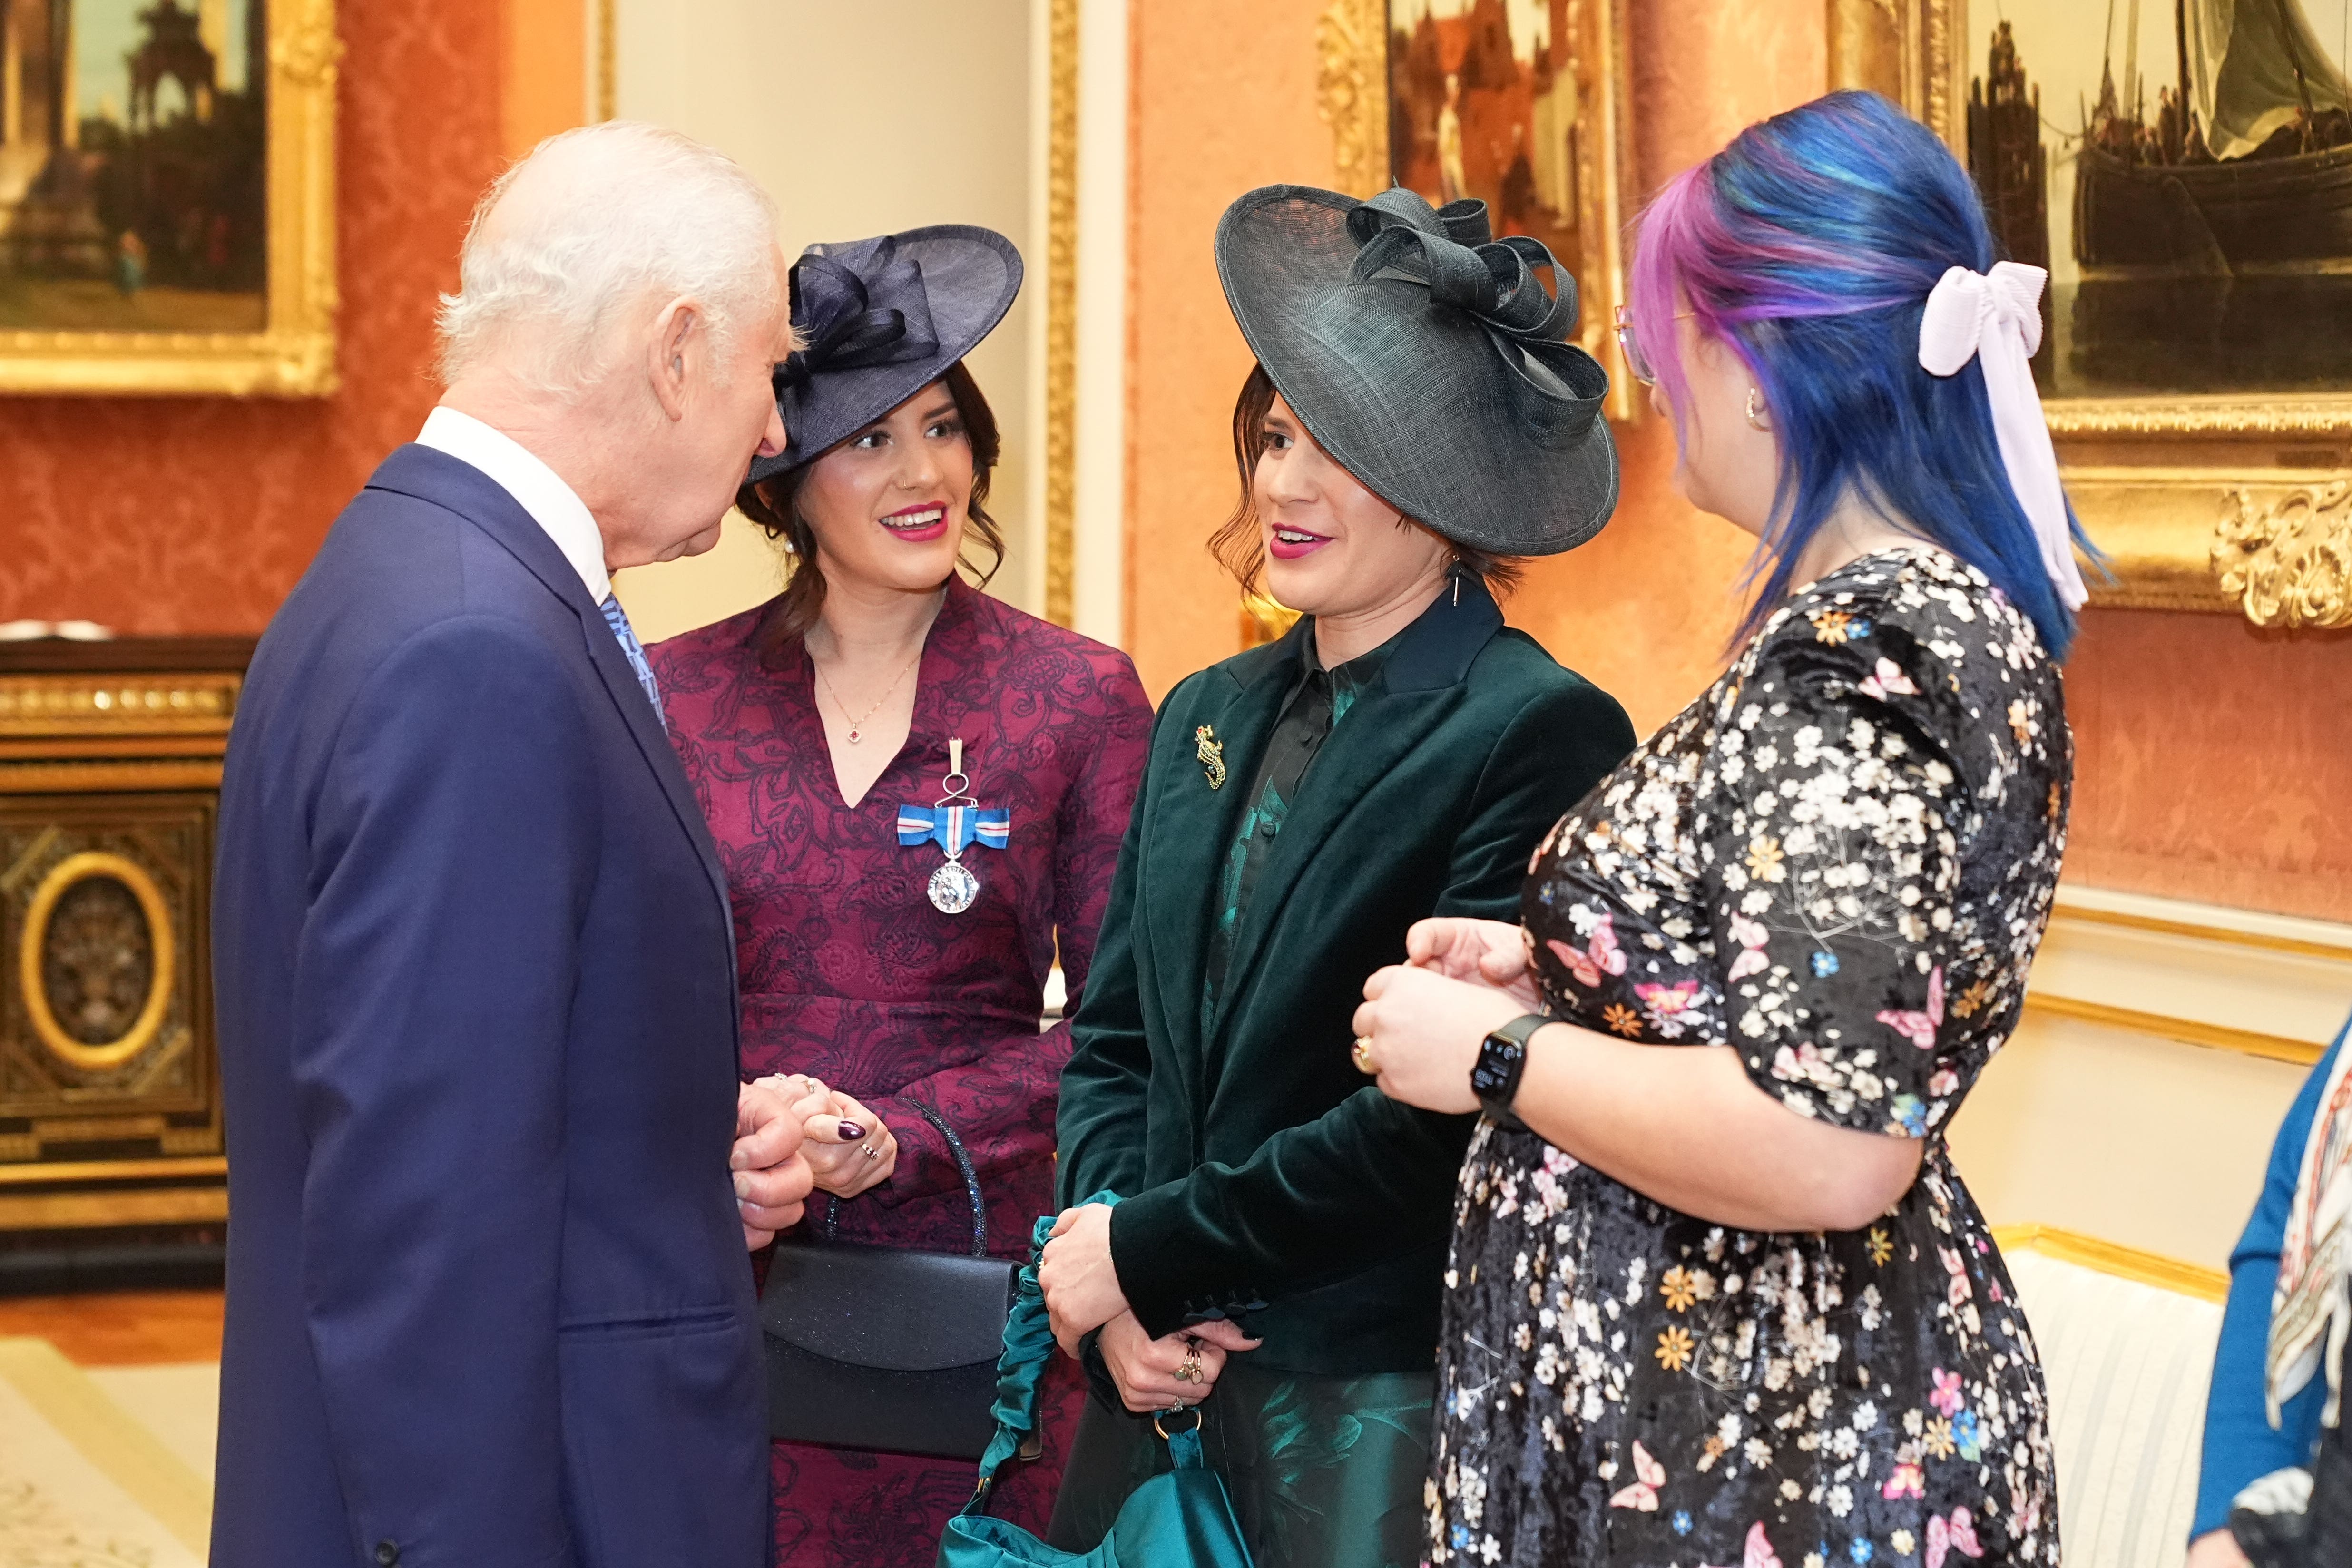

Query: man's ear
left=645, top=294, right=701, bottom=422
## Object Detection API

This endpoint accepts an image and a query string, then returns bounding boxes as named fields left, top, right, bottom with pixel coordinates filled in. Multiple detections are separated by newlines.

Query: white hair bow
left=1917, top=262, right=2087, bottom=611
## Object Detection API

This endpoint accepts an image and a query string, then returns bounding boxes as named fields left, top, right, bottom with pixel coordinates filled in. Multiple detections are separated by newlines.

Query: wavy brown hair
left=736, top=360, right=1005, bottom=663
left=1207, top=363, right=1524, bottom=599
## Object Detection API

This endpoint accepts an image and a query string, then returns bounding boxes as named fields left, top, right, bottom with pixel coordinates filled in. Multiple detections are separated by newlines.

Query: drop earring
left=1745, top=387, right=1771, bottom=431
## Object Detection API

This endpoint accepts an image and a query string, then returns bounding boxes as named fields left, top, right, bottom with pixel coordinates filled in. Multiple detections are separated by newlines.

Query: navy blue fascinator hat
left=1216, top=184, right=1616, bottom=555
left=748, top=225, right=1023, bottom=487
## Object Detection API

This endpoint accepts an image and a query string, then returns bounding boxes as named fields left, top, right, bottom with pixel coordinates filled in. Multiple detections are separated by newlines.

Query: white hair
left=436, top=121, right=783, bottom=396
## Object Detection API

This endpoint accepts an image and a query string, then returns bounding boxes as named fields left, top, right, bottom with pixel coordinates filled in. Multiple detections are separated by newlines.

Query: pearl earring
left=1745, top=387, right=1771, bottom=431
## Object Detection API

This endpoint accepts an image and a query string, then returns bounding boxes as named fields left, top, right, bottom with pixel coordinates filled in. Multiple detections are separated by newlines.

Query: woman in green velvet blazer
left=1035, top=184, right=1636, bottom=1564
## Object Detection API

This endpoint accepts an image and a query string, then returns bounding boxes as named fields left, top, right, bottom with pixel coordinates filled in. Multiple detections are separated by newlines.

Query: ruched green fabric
left=939, top=1201, right=1254, bottom=1568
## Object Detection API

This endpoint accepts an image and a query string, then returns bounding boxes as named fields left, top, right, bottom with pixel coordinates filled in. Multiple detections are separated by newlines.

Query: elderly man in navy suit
left=210, top=123, right=813, bottom=1568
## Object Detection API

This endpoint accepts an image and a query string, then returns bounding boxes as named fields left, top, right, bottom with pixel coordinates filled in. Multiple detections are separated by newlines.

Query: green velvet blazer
left=1057, top=582, right=1636, bottom=1374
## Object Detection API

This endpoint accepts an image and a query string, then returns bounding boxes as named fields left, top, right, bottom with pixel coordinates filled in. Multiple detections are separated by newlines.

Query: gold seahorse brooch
left=1194, top=725, right=1226, bottom=791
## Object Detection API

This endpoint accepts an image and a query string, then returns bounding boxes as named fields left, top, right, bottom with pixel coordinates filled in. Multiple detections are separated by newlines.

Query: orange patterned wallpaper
left=0, top=2, right=509, bottom=634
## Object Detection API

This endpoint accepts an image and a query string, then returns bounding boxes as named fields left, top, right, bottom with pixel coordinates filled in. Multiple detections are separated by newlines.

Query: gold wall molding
left=597, top=0, right=618, bottom=122
left=1992, top=1223, right=2230, bottom=1303
left=2026, top=885, right=2352, bottom=1066
left=0, top=0, right=342, bottom=395
left=1315, top=0, right=1391, bottom=201
left=1043, top=0, right=1081, bottom=628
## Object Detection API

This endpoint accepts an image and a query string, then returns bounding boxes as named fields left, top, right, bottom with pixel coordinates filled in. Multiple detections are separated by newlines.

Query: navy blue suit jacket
left=210, top=446, right=766, bottom=1568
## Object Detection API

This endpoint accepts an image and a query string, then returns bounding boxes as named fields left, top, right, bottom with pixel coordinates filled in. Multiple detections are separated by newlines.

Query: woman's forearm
left=1513, top=1022, right=1923, bottom=1234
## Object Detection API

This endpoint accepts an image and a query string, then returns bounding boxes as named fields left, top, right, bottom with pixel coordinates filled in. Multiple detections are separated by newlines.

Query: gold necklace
left=815, top=647, right=921, bottom=744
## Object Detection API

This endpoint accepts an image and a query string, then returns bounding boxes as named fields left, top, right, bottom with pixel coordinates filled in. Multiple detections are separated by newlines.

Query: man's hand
left=732, top=1080, right=814, bottom=1248
left=1039, top=1202, right=1129, bottom=1354
left=1096, top=1313, right=1261, bottom=1412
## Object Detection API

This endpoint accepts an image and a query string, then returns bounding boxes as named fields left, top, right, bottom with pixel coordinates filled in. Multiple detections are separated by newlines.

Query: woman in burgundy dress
left=649, top=227, right=1152, bottom=1565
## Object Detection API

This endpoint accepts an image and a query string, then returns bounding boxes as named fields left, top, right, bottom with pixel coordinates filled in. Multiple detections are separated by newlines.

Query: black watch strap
left=1471, top=1013, right=1547, bottom=1132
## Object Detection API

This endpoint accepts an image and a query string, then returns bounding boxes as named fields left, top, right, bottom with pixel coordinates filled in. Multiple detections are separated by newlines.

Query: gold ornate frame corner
left=0, top=0, right=341, bottom=397
left=1828, top=0, right=2352, bottom=628
left=1317, top=0, right=1640, bottom=424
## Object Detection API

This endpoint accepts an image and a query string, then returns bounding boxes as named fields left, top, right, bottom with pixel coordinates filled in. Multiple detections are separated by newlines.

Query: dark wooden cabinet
left=0, top=638, right=252, bottom=1237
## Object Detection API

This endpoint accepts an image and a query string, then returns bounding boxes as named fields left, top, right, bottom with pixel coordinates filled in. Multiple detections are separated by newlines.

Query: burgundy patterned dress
left=651, top=577, right=1153, bottom=1567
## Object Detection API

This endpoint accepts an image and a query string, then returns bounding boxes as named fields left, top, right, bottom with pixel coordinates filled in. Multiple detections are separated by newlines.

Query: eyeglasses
left=1612, top=305, right=1697, bottom=388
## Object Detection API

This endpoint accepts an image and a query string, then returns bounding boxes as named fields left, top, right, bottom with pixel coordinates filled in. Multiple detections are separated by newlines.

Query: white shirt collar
left=415, top=406, right=611, bottom=602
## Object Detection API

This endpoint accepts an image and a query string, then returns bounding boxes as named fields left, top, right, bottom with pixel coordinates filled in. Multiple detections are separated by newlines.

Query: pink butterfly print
left=1607, top=1440, right=1666, bottom=1511
left=1938, top=1245, right=1974, bottom=1309
left=1877, top=965, right=1945, bottom=1050
left=1857, top=657, right=1920, bottom=700
left=1637, top=980, right=1705, bottom=1017
left=1925, top=1509, right=1986, bottom=1568
left=1881, top=1461, right=1924, bottom=1500
left=1547, top=914, right=1628, bottom=990
left=1727, top=912, right=1771, bottom=982
left=1930, top=1367, right=1964, bottom=1415
left=1702, top=1522, right=1784, bottom=1568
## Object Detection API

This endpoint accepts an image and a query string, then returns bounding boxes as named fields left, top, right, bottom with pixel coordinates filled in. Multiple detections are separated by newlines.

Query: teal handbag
left=936, top=1202, right=1255, bottom=1568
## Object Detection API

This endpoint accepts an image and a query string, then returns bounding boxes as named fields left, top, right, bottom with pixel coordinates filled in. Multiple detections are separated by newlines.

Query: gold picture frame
left=1829, top=0, right=2352, bottom=627
left=0, top=0, right=342, bottom=397
left=1318, top=0, right=1639, bottom=422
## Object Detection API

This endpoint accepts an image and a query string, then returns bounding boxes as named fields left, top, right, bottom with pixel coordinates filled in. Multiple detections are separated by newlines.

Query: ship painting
left=2075, top=0, right=2352, bottom=274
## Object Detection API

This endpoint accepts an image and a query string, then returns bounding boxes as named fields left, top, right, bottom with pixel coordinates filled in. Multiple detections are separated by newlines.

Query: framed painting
left=0, top=0, right=339, bottom=395
left=1832, top=0, right=2352, bottom=627
left=1317, top=0, right=1637, bottom=420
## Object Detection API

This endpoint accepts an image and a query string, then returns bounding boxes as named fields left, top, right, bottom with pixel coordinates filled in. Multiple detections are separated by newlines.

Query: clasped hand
left=1039, top=1203, right=1261, bottom=1410
left=1352, top=917, right=1538, bottom=1114
left=729, top=1074, right=902, bottom=1251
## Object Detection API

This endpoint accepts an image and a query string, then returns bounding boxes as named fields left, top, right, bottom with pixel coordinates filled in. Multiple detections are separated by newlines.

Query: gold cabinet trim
left=19, top=853, right=179, bottom=1072
left=0, top=1156, right=226, bottom=1186
left=0, top=676, right=239, bottom=738
left=0, top=1186, right=227, bottom=1230
left=0, top=761, right=226, bottom=794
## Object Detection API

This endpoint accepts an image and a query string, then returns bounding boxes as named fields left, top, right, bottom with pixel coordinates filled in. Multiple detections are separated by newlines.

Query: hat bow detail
left=775, top=236, right=943, bottom=395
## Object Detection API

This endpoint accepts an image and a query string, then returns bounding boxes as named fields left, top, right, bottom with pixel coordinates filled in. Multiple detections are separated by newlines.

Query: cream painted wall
left=1950, top=1015, right=2309, bottom=1274
left=607, top=0, right=1039, bottom=643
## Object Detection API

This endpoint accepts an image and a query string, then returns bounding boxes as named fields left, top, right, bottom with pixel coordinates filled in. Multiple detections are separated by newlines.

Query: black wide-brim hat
left=747, top=225, right=1023, bottom=487
left=1215, top=185, right=1617, bottom=556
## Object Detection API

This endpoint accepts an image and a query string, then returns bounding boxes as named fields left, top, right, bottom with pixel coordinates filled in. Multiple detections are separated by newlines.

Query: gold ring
left=1352, top=1036, right=1377, bottom=1075
left=1177, top=1358, right=1204, bottom=1383
left=862, top=1144, right=879, bottom=1160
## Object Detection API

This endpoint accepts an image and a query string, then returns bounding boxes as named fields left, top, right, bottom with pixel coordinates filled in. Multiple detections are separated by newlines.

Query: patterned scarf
left=2270, top=1033, right=2352, bottom=1428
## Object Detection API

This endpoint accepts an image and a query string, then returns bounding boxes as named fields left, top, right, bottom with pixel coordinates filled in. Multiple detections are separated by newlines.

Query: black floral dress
left=1429, top=547, right=2065, bottom=1568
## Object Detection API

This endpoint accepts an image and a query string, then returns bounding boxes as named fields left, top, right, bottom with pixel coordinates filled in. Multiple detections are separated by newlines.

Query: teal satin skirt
left=1043, top=1361, right=1434, bottom=1568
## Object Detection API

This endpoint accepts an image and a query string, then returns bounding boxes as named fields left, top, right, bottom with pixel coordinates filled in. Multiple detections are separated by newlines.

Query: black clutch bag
left=760, top=1100, right=1019, bottom=1460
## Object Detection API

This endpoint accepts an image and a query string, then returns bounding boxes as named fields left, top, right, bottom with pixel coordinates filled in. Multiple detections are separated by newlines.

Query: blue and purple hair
left=1628, top=89, right=2089, bottom=659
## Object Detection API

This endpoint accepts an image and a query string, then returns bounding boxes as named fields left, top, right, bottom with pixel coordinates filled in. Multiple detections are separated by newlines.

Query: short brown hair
left=1206, top=363, right=1524, bottom=599
left=736, top=360, right=1005, bottom=663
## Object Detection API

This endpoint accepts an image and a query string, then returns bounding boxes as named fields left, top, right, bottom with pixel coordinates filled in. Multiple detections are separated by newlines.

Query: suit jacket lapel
left=365, top=446, right=736, bottom=940
left=1209, top=578, right=1507, bottom=1044
left=1145, top=627, right=1301, bottom=1060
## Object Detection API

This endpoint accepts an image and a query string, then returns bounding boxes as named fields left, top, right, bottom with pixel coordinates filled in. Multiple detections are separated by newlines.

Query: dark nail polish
left=837, top=1121, right=866, bottom=1140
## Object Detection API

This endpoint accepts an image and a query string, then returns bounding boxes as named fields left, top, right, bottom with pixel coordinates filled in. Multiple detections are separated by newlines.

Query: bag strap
left=819, top=1098, right=989, bottom=1259
left=965, top=1193, right=1120, bottom=1516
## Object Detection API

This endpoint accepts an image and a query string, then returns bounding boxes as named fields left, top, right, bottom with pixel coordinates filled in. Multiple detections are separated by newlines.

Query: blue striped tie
left=598, top=595, right=666, bottom=727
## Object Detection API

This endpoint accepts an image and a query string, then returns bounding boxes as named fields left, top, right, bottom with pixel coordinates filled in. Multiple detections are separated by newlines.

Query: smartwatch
left=1471, top=1013, right=1548, bottom=1132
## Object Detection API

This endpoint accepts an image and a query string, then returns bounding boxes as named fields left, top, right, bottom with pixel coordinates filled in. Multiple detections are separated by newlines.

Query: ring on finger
left=861, top=1144, right=880, bottom=1160
left=1352, top=1036, right=1377, bottom=1075
left=1177, top=1356, right=1204, bottom=1384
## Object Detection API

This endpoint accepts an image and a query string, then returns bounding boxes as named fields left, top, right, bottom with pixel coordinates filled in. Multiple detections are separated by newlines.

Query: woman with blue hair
left=1350, top=91, right=2084, bottom=1564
